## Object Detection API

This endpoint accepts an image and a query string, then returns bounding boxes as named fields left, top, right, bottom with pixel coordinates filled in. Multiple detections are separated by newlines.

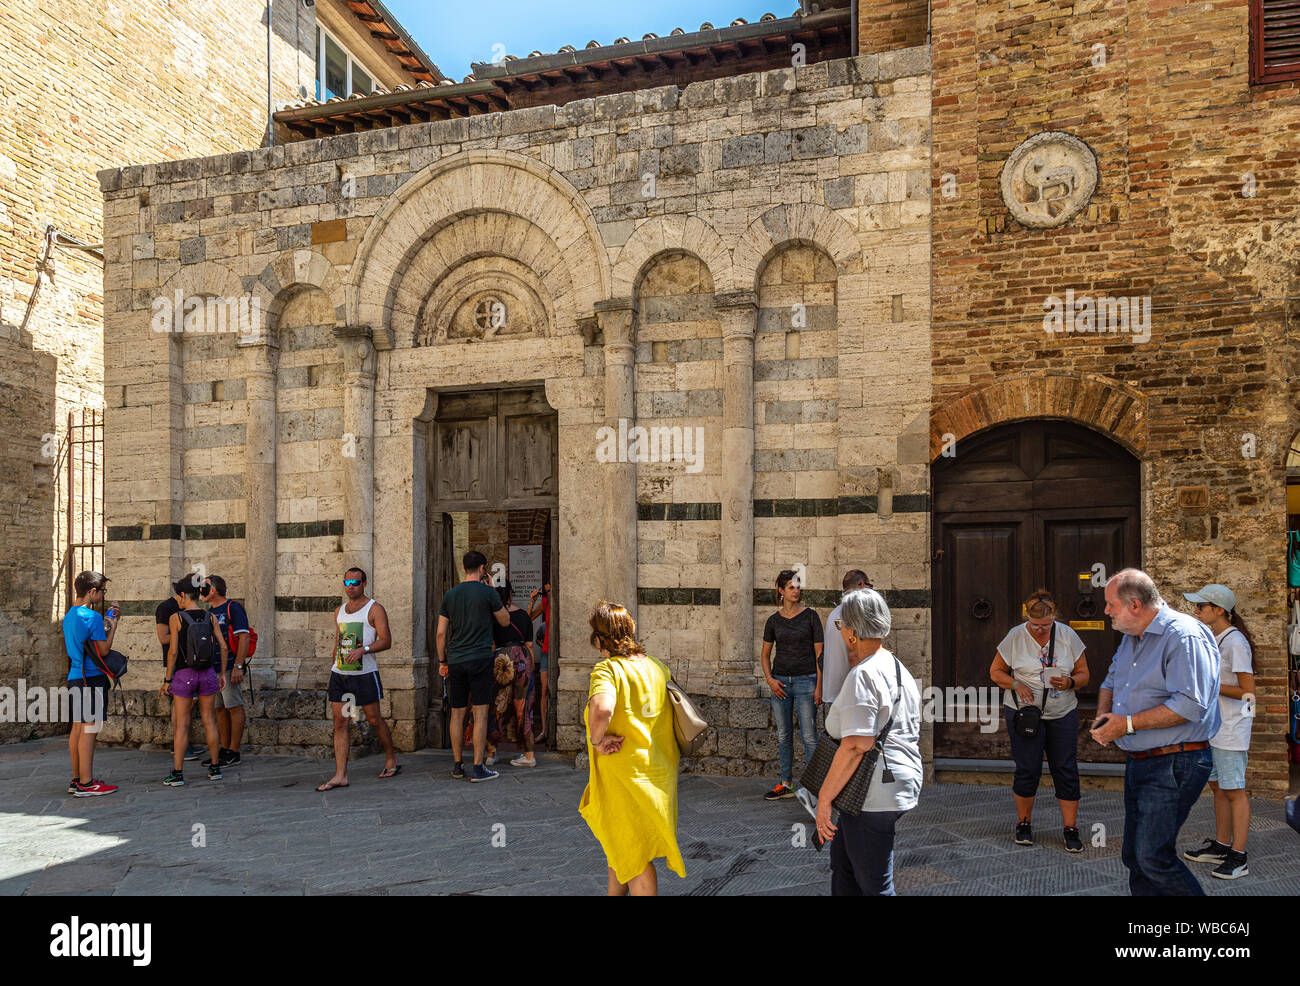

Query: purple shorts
left=170, top=667, right=220, bottom=699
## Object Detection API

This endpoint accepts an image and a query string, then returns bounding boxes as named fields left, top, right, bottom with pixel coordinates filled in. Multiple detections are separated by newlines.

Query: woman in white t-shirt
left=989, top=589, right=1090, bottom=853
left=1181, top=583, right=1255, bottom=881
left=816, top=588, right=923, bottom=896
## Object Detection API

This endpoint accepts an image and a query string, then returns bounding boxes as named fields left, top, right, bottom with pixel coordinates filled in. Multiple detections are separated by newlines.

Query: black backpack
left=179, top=609, right=219, bottom=670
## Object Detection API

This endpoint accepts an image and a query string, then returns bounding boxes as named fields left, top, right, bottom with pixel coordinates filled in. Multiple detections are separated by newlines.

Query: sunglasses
left=200, top=584, right=211, bottom=595
left=343, top=578, right=362, bottom=587
left=1193, top=602, right=1214, bottom=610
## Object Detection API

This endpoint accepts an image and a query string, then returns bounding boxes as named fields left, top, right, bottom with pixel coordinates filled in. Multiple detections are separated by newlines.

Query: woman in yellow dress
left=579, top=600, right=686, bottom=896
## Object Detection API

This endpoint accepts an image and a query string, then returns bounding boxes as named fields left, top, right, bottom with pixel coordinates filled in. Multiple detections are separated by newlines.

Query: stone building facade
left=0, top=0, right=437, bottom=742
left=97, top=46, right=933, bottom=770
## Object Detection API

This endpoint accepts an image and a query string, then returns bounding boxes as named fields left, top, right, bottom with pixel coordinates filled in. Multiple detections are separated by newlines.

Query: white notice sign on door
left=509, top=544, right=543, bottom=599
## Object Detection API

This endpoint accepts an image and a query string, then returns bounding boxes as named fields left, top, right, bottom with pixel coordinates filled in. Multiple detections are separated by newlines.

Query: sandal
left=316, top=779, right=349, bottom=791
left=378, top=764, right=402, bottom=779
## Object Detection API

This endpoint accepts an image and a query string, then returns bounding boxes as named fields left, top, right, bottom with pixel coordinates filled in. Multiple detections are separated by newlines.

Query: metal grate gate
left=58, top=408, right=104, bottom=609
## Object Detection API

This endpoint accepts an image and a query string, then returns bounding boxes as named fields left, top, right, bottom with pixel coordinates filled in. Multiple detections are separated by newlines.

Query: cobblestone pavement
left=1, top=739, right=1295, bottom=896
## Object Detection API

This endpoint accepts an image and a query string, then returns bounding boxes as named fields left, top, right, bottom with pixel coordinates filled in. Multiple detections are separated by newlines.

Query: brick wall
left=930, top=0, right=1297, bottom=790
left=0, top=0, right=385, bottom=738
left=857, top=0, right=928, bottom=56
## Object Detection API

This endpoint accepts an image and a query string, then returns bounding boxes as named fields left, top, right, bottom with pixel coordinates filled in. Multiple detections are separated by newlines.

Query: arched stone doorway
left=931, top=419, right=1140, bottom=764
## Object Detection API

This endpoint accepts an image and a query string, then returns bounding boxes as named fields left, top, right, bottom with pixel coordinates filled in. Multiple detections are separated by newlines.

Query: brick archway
left=930, top=371, right=1148, bottom=460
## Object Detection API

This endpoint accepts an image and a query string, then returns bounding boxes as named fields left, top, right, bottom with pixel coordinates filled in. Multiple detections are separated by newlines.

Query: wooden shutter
left=1252, top=0, right=1300, bottom=84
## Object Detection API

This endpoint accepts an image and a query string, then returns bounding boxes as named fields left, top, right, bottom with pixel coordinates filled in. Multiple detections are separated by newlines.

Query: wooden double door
left=932, top=420, right=1140, bottom=762
left=425, top=386, right=558, bottom=747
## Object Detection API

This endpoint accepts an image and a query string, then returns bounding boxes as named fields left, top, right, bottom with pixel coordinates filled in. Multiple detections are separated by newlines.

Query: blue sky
left=384, top=1, right=800, bottom=81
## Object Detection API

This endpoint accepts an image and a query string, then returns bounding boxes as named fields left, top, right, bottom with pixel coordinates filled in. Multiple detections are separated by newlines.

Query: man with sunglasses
left=317, top=568, right=400, bottom=790
left=202, top=574, right=249, bottom=768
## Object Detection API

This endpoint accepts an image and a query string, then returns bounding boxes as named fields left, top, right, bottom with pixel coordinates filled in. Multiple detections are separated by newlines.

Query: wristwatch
left=363, top=644, right=370, bottom=655
left=1125, top=714, right=1134, bottom=735
left=236, top=663, right=249, bottom=671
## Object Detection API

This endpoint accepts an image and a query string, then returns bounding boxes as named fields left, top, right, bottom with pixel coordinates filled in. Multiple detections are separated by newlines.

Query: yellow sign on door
left=1070, top=620, right=1105, bottom=632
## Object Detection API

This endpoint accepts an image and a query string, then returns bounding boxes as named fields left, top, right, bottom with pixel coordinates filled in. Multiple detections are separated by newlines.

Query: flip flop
left=316, top=779, right=349, bottom=791
left=378, top=764, right=402, bottom=779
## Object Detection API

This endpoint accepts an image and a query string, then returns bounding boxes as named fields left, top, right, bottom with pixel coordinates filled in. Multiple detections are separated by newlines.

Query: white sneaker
left=511, top=755, right=536, bottom=768
left=485, top=755, right=496, bottom=765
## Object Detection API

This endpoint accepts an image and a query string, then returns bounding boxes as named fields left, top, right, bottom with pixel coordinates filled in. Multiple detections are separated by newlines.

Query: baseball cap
left=1182, top=584, right=1235, bottom=612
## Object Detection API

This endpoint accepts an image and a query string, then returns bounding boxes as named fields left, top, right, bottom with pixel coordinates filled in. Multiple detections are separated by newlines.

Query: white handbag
left=1289, top=602, right=1300, bottom=656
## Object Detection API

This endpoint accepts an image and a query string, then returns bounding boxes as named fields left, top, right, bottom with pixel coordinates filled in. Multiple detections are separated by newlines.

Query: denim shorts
left=1209, top=747, right=1248, bottom=790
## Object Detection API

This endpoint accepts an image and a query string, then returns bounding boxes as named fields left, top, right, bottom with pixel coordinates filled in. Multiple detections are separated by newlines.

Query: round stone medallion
left=999, top=131, right=1099, bottom=229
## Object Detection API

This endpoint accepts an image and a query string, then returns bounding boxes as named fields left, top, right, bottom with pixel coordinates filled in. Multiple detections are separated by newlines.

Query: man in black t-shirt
left=437, top=550, right=510, bottom=782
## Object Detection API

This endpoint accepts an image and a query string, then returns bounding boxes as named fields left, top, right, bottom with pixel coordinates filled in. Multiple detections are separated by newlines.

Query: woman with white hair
left=815, top=588, right=923, bottom=896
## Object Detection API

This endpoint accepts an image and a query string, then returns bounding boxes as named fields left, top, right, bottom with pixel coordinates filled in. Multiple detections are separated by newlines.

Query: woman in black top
left=759, top=569, right=824, bottom=800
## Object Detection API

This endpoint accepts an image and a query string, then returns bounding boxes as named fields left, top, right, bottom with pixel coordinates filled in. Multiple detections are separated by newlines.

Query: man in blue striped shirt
left=1090, top=568, right=1220, bottom=895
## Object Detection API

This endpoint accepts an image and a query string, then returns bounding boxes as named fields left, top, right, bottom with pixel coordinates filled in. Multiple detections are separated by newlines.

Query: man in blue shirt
left=1090, top=568, right=1220, bottom=895
left=63, top=570, right=120, bottom=797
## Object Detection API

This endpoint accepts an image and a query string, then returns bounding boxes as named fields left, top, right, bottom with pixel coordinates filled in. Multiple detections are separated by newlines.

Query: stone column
left=595, top=298, right=637, bottom=619
left=716, top=291, right=758, bottom=684
left=241, top=338, right=279, bottom=671
left=334, top=326, right=376, bottom=578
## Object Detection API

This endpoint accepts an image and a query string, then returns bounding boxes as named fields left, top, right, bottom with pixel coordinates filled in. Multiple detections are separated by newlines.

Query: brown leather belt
left=1127, top=740, right=1209, bottom=760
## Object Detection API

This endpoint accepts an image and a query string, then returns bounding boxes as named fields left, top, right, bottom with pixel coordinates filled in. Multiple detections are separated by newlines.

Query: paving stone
left=0, top=740, right=1294, bottom=896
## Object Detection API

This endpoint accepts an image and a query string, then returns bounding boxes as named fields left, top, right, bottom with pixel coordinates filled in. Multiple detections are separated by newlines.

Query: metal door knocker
left=971, top=597, right=993, bottom=620
left=1076, top=596, right=1098, bottom=618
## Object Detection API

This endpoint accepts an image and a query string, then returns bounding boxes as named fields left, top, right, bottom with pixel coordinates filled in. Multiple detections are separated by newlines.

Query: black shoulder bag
left=1011, top=623, right=1054, bottom=740
left=800, top=655, right=904, bottom=818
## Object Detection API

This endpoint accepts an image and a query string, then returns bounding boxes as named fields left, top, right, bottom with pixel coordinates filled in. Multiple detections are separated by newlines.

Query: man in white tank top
left=316, top=567, right=400, bottom=791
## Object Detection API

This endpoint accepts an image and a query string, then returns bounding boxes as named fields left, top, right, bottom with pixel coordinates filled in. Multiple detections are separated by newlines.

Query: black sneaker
left=1211, top=850, right=1248, bottom=880
left=764, top=783, right=795, bottom=801
left=163, top=770, right=185, bottom=787
left=207, top=763, right=223, bottom=781
left=67, top=777, right=78, bottom=794
left=1063, top=826, right=1084, bottom=853
left=1183, top=837, right=1230, bottom=864
left=183, top=744, right=203, bottom=762
left=1015, top=820, right=1033, bottom=845
left=469, top=764, right=498, bottom=783
left=451, top=761, right=465, bottom=780
left=203, top=748, right=241, bottom=768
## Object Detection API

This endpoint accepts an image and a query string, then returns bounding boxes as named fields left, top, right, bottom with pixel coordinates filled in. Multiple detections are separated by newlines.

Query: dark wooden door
left=426, top=386, right=557, bottom=747
left=933, top=421, right=1139, bottom=762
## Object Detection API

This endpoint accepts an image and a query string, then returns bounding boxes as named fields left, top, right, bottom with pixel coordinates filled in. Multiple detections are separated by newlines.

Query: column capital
left=334, top=326, right=377, bottom=377
left=240, top=337, right=279, bottom=375
left=713, top=290, right=757, bottom=312
left=594, top=298, right=636, bottom=349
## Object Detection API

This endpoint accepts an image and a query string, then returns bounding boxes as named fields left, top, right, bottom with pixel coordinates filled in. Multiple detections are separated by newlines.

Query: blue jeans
left=831, top=809, right=906, bottom=896
left=770, top=673, right=818, bottom=785
left=1122, top=748, right=1212, bottom=896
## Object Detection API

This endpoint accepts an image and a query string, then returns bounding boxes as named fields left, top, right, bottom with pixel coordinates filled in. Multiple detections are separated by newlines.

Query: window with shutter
left=1252, top=0, right=1300, bottom=84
